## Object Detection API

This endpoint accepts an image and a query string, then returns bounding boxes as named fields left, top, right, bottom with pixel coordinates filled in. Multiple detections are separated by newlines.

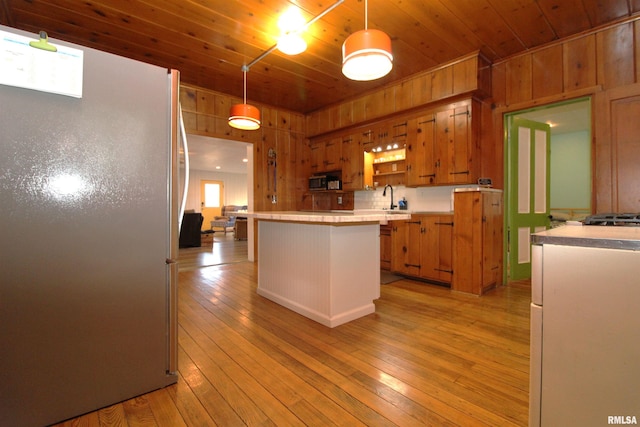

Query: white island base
left=257, top=220, right=380, bottom=328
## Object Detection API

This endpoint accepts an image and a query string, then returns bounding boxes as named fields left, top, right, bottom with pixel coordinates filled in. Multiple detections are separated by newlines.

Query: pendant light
left=228, top=66, right=260, bottom=130
left=276, top=6, right=307, bottom=55
left=342, top=0, right=393, bottom=81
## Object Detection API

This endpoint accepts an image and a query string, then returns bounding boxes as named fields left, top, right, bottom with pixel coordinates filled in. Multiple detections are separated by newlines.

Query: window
left=203, top=182, right=221, bottom=208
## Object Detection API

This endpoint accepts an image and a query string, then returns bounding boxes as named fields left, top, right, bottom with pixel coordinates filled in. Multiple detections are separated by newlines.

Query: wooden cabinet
left=391, top=216, right=422, bottom=277
left=380, top=224, right=392, bottom=270
left=437, top=104, right=473, bottom=184
left=419, top=215, right=454, bottom=283
left=391, top=213, right=454, bottom=284
left=341, top=133, right=364, bottom=190
left=406, top=113, right=437, bottom=186
left=360, top=129, right=375, bottom=152
left=307, top=99, right=480, bottom=195
left=406, top=99, right=480, bottom=186
left=391, top=120, right=409, bottom=144
left=596, top=87, right=640, bottom=212
left=310, top=137, right=341, bottom=173
left=452, top=190, right=503, bottom=295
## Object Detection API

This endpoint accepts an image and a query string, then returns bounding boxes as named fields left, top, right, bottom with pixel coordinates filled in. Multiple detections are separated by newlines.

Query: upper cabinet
left=308, top=97, right=481, bottom=190
left=407, top=98, right=480, bottom=186
left=341, top=133, right=364, bottom=190
left=306, top=52, right=491, bottom=137
left=363, top=119, right=408, bottom=188
left=406, top=113, right=436, bottom=186
left=310, top=137, right=341, bottom=173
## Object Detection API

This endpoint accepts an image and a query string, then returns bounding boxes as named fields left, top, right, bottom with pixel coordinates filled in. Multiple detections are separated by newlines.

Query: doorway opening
left=200, top=179, right=224, bottom=230
left=504, top=97, right=591, bottom=280
left=179, top=135, right=252, bottom=268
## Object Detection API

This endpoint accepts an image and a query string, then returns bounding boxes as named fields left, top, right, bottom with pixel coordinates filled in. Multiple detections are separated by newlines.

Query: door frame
left=505, top=117, right=551, bottom=280
left=502, top=96, right=592, bottom=281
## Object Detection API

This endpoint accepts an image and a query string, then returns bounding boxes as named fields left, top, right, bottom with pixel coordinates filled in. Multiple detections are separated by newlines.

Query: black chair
left=179, top=212, right=204, bottom=248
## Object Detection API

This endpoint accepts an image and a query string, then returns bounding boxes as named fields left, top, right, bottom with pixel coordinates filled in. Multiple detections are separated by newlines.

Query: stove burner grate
left=583, top=213, right=640, bottom=226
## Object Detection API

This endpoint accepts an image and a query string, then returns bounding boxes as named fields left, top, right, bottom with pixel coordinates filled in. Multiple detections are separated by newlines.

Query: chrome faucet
left=382, top=184, right=397, bottom=210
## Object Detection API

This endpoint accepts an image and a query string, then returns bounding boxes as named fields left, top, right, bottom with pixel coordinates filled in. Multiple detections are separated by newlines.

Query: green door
left=508, top=118, right=550, bottom=280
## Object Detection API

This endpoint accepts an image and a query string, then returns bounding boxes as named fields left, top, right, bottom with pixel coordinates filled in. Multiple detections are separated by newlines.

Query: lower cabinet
left=391, top=213, right=453, bottom=285
left=452, top=189, right=503, bottom=295
left=380, top=224, right=392, bottom=271
left=391, top=216, right=422, bottom=277
left=387, top=190, right=502, bottom=293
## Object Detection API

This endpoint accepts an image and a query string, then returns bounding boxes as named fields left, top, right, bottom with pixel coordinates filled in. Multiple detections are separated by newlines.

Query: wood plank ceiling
left=2, top=0, right=639, bottom=114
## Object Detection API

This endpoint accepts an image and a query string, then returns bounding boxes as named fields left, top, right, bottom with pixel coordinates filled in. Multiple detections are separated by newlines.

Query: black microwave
left=309, top=175, right=341, bottom=191
left=309, top=175, right=328, bottom=191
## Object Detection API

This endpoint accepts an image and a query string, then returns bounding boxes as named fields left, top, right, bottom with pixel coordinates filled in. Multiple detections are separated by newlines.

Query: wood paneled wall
left=305, top=17, right=640, bottom=212
left=179, top=84, right=307, bottom=212
left=491, top=17, right=640, bottom=211
left=306, top=52, right=492, bottom=137
left=181, top=17, right=640, bottom=214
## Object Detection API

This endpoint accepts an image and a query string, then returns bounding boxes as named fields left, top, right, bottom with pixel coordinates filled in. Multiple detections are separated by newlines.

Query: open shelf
left=374, top=170, right=406, bottom=177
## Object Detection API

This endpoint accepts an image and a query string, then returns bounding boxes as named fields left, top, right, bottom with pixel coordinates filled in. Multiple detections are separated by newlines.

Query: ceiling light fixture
left=277, top=7, right=307, bottom=55
left=277, top=33, right=307, bottom=55
left=228, top=65, right=261, bottom=131
left=342, top=0, right=393, bottom=81
left=243, top=0, right=345, bottom=69
left=229, top=0, right=344, bottom=131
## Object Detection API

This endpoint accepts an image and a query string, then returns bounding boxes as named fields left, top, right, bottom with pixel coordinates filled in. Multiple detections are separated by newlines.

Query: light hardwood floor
left=177, top=233, right=248, bottom=271
left=53, top=238, right=531, bottom=426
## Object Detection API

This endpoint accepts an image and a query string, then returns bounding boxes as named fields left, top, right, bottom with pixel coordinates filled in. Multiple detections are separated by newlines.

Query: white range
left=530, top=223, right=640, bottom=426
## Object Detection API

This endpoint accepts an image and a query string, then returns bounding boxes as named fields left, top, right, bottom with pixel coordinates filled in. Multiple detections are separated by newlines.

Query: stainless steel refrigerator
left=0, top=26, right=180, bottom=426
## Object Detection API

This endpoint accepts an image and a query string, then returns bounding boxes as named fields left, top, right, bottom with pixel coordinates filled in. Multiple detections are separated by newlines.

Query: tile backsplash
left=354, top=184, right=481, bottom=212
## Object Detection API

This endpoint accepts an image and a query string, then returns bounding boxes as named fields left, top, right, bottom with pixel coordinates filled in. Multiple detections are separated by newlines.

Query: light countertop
left=532, top=224, right=640, bottom=250
left=453, top=186, right=503, bottom=193
left=246, top=210, right=411, bottom=224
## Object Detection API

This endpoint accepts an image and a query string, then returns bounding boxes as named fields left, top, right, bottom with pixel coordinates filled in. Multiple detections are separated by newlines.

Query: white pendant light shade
left=277, top=33, right=307, bottom=55
left=277, top=6, right=307, bottom=55
left=228, top=103, right=261, bottom=130
left=342, top=28, right=393, bottom=81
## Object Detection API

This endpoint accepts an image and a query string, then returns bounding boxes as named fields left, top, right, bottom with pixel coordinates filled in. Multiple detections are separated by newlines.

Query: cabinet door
left=436, top=103, right=474, bottom=185
left=406, top=114, right=436, bottom=186
left=452, top=190, right=503, bottom=294
left=380, top=224, right=392, bottom=270
left=323, top=137, right=341, bottom=172
left=607, top=93, right=640, bottom=211
left=482, top=192, right=503, bottom=288
left=391, top=218, right=421, bottom=276
left=341, top=134, right=363, bottom=190
left=435, top=215, right=454, bottom=283
left=374, top=123, right=391, bottom=148
left=391, top=120, right=408, bottom=147
left=450, top=105, right=473, bottom=183
left=419, top=215, right=453, bottom=283
left=310, top=137, right=341, bottom=173
left=309, top=140, right=324, bottom=174
left=361, top=129, right=375, bottom=152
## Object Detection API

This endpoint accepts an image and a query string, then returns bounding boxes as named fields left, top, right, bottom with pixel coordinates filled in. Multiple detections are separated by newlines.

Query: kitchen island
left=247, top=211, right=411, bottom=327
